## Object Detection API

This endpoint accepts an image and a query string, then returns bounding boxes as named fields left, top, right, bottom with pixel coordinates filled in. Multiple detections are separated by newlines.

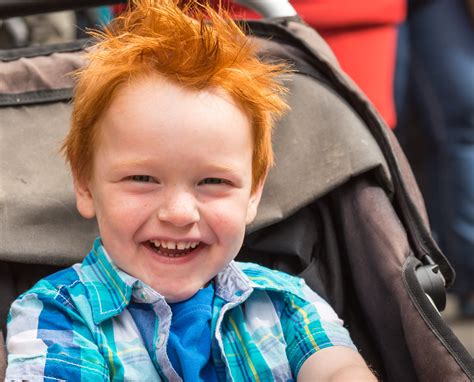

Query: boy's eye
left=200, top=178, right=227, bottom=185
left=128, top=175, right=154, bottom=183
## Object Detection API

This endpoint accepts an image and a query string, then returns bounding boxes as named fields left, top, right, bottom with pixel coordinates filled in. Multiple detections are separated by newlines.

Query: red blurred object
left=213, top=0, right=406, bottom=128
left=112, top=4, right=127, bottom=16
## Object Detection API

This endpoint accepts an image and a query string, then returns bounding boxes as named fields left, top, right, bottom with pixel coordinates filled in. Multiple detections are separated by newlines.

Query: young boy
left=6, top=1, right=376, bottom=380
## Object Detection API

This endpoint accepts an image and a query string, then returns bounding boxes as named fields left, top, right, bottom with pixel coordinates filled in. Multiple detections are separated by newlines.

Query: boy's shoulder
left=9, top=264, right=86, bottom=324
left=234, top=261, right=308, bottom=300
left=11, top=265, right=86, bottom=317
left=20, top=264, right=83, bottom=299
left=14, top=249, right=132, bottom=325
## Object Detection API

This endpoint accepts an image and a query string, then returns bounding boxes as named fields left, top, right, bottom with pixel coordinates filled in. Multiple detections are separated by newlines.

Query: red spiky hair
left=63, top=0, right=289, bottom=192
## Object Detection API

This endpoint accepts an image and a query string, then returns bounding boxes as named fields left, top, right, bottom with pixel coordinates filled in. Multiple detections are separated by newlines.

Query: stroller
left=0, top=0, right=472, bottom=380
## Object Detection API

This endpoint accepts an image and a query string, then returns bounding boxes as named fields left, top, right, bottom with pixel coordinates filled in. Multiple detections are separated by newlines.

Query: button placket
left=151, top=299, right=181, bottom=380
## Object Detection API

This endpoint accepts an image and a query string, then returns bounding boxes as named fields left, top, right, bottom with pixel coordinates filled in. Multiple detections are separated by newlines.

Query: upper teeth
left=151, top=240, right=199, bottom=250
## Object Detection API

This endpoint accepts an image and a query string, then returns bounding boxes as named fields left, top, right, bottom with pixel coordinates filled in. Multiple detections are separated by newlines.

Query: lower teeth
left=163, top=252, right=185, bottom=257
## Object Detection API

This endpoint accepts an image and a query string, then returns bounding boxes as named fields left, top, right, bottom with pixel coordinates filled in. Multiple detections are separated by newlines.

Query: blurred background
left=0, top=0, right=472, bottom=355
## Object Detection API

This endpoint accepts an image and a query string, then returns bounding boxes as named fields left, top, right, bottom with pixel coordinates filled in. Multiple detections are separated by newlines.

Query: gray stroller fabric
left=0, top=48, right=98, bottom=265
left=0, top=18, right=472, bottom=382
left=0, top=41, right=389, bottom=266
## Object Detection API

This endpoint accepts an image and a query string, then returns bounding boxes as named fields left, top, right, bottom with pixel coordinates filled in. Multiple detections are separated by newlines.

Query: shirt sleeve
left=279, top=278, right=356, bottom=377
left=6, top=289, right=109, bottom=381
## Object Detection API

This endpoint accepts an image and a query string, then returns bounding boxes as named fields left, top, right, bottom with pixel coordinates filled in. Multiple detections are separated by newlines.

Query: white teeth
left=151, top=240, right=200, bottom=250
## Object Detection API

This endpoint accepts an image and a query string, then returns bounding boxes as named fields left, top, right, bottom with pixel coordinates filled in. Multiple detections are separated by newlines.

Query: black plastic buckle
left=415, top=255, right=447, bottom=311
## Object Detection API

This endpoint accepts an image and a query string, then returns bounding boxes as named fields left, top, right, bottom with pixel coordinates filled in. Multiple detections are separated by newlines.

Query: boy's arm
left=280, top=276, right=375, bottom=381
left=297, top=346, right=377, bottom=381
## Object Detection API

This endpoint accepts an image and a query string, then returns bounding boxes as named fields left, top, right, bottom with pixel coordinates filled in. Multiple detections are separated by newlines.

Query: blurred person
left=395, top=0, right=474, bottom=317
left=211, top=0, right=406, bottom=128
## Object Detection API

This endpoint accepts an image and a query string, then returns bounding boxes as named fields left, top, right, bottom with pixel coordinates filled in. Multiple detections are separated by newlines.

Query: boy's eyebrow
left=202, top=163, right=240, bottom=174
left=110, top=158, right=157, bottom=171
left=110, top=159, right=241, bottom=174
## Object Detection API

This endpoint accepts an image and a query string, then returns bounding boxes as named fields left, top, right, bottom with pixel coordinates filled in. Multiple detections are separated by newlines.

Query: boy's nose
left=157, top=189, right=200, bottom=227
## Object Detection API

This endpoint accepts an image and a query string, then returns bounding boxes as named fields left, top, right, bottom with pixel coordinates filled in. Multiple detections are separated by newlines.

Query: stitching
left=81, top=266, right=127, bottom=316
left=53, top=280, right=82, bottom=311
left=46, top=357, right=108, bottom=379
left=295, top=347, right=319, bottom=373
left=44, top=377, right=65, bottom=381
left=287, top=331, right=325, bottom=360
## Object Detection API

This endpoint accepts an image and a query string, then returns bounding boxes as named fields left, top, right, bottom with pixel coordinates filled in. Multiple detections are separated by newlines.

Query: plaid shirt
left=6, top=238, right=355, bottom=381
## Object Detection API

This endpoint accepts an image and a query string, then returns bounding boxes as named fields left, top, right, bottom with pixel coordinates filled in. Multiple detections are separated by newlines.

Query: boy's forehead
left=101, top=74, right=251, bottom=132
left=96, top=75, right=252, bottom=150
left=114, top=74, right=236, bottom=106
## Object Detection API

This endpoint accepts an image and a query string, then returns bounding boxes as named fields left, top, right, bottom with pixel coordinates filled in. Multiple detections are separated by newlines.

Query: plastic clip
left=415, top=255, right=447, bottom=311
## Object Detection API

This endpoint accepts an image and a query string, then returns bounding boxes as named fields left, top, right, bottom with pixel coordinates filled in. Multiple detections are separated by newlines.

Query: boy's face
left=74, top=76, right=264, bottom=302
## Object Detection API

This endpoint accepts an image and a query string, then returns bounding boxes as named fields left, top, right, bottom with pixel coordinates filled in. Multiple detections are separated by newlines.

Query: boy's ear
left=73, top=177, right=96, bottom=219
left=246, top=177, right=266, bottom=225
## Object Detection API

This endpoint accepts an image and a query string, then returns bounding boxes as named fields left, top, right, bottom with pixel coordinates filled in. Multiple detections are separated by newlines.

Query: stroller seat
left=0, top=3, right=472, bottom=380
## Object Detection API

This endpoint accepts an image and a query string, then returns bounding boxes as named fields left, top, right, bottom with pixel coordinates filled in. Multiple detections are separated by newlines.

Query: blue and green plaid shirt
left=6, top=238, right=355, bottom=381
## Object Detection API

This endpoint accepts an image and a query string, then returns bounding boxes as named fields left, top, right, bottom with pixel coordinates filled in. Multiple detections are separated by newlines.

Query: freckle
left=20, top=178, right=27, bottom=184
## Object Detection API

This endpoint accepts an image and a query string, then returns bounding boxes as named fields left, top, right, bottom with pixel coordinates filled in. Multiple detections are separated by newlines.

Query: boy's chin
left=162, top=284, right=209, bottom=303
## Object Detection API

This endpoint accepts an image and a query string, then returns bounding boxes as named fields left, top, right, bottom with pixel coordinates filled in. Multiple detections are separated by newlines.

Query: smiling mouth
left=147, top=240, right=201, bottom=258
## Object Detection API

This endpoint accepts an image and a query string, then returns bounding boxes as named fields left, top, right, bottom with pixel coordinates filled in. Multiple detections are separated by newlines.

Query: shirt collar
left=80, top=238, right=136, bottom=324
left=80, top=238, right=257, bottom=324
left=214, top=261, right=254, bottom=303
